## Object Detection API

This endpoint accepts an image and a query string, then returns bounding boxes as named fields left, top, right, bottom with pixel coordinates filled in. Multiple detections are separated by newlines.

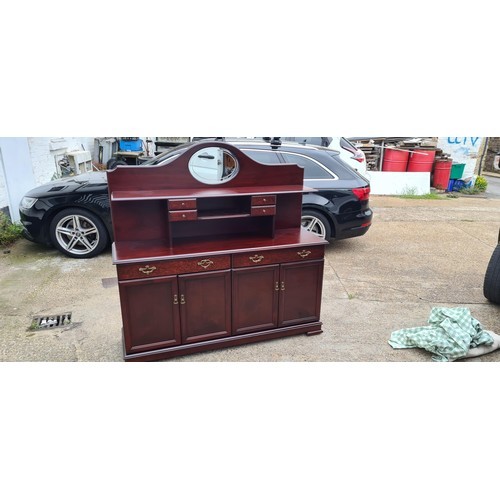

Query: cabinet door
left=279, top=260, right=324, bottom=327
left=119, top=276, right=181, bottom=354
left=179, top=270, right=232, bottom=344
left=232, top=265, right=280, bottom=335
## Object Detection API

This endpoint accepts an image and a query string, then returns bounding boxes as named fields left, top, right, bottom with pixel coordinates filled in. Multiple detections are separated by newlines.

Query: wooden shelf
left=196, top=210, right=252, bottom=220
left=111, top=185, right=314, bottom=201
left=112, top=228, right=326, bottom=264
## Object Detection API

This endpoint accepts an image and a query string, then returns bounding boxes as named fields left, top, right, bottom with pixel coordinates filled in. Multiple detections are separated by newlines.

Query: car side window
left=281, top=153, right=335, bottom=179
left=242, top=150, right=282, bottom=164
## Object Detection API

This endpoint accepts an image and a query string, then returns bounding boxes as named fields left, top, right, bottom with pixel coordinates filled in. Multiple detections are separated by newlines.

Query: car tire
left=301, top=209, right=332, bottom=240
left=49, top=208, right=109, bottom=259
left=107, top=159, right=127, bottom=170
left=484, top=244, right=500, bottom=304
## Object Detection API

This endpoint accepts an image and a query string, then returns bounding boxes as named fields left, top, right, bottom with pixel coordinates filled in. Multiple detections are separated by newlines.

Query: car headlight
left=20, top=196, right=38, bottom=210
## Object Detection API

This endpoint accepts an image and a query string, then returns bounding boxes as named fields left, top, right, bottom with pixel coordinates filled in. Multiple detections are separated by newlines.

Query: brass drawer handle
left=139, top=265, right=157, bottom=275
left=275, top=282, right=279, bottom=291
left=249, top=254, right=264, bottom=263
left=198, top=259, right=214, bottom=269
left=281, top=282, right=285, bottom=291
left=297, top=250, right=312, bottom=258
left=180, top=294, right=186, bottom=305
left=173, top=294, right=179, bottom=305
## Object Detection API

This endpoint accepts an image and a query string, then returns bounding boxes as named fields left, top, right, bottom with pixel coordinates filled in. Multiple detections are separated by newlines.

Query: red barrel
left=382, top=148, right=409, bottom=172
left=407, top=149, right=436, bottom=172
left=432, top=159, right=452, bottom=189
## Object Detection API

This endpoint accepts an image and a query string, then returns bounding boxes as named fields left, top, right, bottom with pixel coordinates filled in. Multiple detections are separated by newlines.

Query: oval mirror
left=188, top=147, right=239, bottom=184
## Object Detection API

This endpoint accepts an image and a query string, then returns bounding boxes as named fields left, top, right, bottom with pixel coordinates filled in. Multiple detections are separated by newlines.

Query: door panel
left=232, top=265, right=279, bottom=335
left=119, top=276, right=181, bottom=353
left=179, top=270, right=231, bottom=343
left=279, top=260, right=324, bottom=327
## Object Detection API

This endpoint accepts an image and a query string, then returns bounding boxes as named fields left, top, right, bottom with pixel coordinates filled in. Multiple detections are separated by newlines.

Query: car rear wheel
left=301, top=210, right=331, bottom=240
left=49, top=208, right=109, bottom=258
left=484, top=244, right=500, bottom=304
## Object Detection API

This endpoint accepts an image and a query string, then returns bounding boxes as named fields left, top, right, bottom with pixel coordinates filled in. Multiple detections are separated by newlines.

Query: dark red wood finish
left=168, top=210, right=198, bottom=222
left=119, top=276, right=181, bottom=353
left=168, top=198, right=197, bottom=210
left=279, top=260, right=325, bottom=327
left=232, top=265, right=280, bottom=335
left=117, top=254, right=230, bottom=280
left=107, top=142, right=305, bottom=193
left=179, top=270, right=232, bottom=344
left=251, top=195, right=276, bottom=206
left=232, top=246, right=325, bottom=268
left=108, top=141, right=327, bottom=361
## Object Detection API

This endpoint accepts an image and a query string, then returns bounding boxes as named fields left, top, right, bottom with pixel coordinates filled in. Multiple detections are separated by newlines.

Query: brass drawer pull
left=281, top=282, right=285, bottom=291
left=139, top=265, right=157, bottom=275
left=180, top=294, right=186, bottom=305
left=275, top=282, right=279, bottom=291
left=249, top=254, right=264, bottom=263
left=297, top=250, right=312, bottom=258
left=173, top=294, right=179, bottom=305
left=198, top=259, right=214, bottom=269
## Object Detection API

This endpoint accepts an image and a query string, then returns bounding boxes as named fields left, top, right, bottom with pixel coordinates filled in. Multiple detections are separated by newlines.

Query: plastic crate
left=119, top=139, right=142, bottom=151
left=450, top=163, right=466, bottom=179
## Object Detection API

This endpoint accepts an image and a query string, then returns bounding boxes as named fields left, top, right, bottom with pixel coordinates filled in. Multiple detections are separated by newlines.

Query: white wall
left=0, top=138, right=35, bottom=221
left=437, top=137, right=482, bottom=180
left=367, top=171, right=431, bottom=195
left=28, top=137, right=95, bottom=185
left=0, top=154, right=7, bottom=213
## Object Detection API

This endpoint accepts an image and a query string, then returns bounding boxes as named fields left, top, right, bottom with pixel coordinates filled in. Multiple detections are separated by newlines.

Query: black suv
left=19, top=138, right=373, bottom=258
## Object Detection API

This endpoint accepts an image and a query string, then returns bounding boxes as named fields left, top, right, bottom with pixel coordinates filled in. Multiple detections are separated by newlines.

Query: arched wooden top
left=107, top=141, right=305, bottom=195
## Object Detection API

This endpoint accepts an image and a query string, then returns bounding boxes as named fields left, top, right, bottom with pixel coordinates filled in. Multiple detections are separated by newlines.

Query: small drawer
left=251, top=205, right=276, bottom=217
left=251, top=195, right=276, bottom=206
left=117, top=255, right=231, bottom=280
left=169, top=210, right=197, bottom=222
left=232, top=246, right=325, bottom=268
left=168, top=198, right=197, bottom=210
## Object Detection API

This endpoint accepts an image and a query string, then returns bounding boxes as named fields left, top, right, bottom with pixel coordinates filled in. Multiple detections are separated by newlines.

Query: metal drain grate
left=31, top=313, right=72, bottom=330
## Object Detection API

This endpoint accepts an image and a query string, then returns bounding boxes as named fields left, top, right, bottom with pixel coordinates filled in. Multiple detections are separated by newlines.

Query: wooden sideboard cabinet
left=108, top=141, right=328, bottom=361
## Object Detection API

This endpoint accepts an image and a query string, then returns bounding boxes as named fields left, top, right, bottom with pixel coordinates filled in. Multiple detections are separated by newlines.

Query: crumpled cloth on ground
left=388, top=307, right=494, bottom=362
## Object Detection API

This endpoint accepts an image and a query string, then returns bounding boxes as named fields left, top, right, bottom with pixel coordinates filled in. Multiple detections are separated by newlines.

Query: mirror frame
left=188, top=147, right=240, bottom=185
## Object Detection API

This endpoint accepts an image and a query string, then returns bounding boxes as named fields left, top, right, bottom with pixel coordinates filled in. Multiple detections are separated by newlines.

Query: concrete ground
left=2, top=194, right=500, bottom=362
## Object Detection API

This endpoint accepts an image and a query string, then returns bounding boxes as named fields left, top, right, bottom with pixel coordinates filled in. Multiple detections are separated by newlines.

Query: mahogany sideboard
left=107, top=141, right=328, bottom=361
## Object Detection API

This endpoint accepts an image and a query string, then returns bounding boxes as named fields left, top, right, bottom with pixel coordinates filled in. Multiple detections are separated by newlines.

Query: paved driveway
left=2, top=194, right=500, bottom=362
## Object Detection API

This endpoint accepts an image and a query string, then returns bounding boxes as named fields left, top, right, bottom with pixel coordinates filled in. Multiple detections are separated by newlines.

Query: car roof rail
left=262, top=137, right=282, bottom=148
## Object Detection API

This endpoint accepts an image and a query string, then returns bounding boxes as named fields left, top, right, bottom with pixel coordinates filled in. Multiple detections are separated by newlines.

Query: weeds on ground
left=0, top=212, right=24, bottom=248
left=398, top=187, right=444, bottom=199
left=399, top=191, right=443, bottom=200
left=458, top=176, right=488, bottom=195
left=459, top=187, right=483, bottom=195
left=474, top=175, right=488, bottom=192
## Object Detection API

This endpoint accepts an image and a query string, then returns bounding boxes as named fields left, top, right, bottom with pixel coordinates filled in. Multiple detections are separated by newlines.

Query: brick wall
left=28, top=137, right=95, bottom=185
left=0, top=156, right=7, bottom=214
left=480, top=137, right=500, bottom=173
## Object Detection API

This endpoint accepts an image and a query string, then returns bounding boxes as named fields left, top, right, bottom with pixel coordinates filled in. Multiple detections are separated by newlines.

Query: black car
left=19, top=139, right=373, bottom=258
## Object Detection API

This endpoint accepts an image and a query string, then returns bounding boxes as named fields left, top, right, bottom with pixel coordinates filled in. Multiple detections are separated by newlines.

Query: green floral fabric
left=389, top=307, right=493, bottom=362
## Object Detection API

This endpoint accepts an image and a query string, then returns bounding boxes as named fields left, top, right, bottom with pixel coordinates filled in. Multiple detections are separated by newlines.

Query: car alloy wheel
left=301, top=210, right=331, bottom=240
left=49, top=208, right=108, bottom=258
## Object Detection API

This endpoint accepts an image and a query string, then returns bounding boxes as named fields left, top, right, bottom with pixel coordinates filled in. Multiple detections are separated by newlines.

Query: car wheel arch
left=44, top=204, right=112, bottom=244
left=301, top=206, right=336, bottom=240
